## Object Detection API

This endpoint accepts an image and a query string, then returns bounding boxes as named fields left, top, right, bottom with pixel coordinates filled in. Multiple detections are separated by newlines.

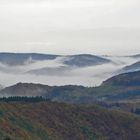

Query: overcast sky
left=0, top=0, right=140, bottom=55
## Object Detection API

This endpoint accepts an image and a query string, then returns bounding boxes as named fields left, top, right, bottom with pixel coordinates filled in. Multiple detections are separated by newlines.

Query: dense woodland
left=0, top=96, right=49, bottom=103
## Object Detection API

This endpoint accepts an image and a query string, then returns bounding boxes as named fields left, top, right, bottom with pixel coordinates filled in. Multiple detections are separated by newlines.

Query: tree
left=3, top=136, right=11, bottom=140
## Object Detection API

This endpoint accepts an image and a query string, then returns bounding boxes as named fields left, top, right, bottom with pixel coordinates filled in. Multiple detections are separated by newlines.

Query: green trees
left=3, top=136, right=11, bottom=140
left=0, top=96, right=49, bottom=103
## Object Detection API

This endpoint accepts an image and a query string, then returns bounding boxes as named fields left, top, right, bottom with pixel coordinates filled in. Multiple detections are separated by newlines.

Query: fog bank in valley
left=0, top=56, right=139, bottom=87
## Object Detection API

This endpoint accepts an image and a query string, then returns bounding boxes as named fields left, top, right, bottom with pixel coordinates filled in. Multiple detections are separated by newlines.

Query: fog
left=0, top=56, right=139, bottom=87
left=0, top=0, right=139, bottom=86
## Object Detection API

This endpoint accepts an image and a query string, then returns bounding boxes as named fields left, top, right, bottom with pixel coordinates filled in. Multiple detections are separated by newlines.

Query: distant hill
left=0, top=102, right=140, bottom=140
left=131, top=54, right=140, bottom=58
left=0, top=82, right=52, bottom=97
left=99, top=71, right=140, bottom=101
left=0, top=52, right=138, bottom=86
left=0, top=53, right=58, bottom=66
left=1, top=70, right=140, bottom=103
left=102, top=70, right=140, bottom=86
left=0, top=53, right=110, bottom=67
left=26, top=66, right=72, bottom=76
left=26, top=54, right=111, bottom=75
left=63, top=54, right=110, bottom=67
left=0, top=83, right=87, bottom=103
left=122, top=61, right=140, bottom=73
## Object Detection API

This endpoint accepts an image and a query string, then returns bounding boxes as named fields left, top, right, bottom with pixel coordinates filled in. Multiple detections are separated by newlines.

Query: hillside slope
left=122, top=61, right=140, bottom=73
left=0, top=102, right=140, bottom=140
left=102, top=71, right=140, bottom=86
left=1, top=70, right=140, bottom=103
left=0, top=53, right=58, bottom=66
left=0, top=53, right=110, bottom=67
left=63, top=54, right=110, bottom=67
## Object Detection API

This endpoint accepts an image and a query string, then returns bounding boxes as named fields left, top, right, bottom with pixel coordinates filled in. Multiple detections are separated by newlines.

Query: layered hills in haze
left=0, top=53, right=109, bottom=67
left=122, top=61, right=140, bottom=73
left=0, top=52, right=139, bottom=87
left=0, top=53, right=140, bottom=140
left=1, top=69, right=140, bottom=104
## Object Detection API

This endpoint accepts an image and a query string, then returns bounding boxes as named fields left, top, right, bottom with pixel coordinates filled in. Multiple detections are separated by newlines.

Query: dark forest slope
left=0, top=102, right=140, bottom=140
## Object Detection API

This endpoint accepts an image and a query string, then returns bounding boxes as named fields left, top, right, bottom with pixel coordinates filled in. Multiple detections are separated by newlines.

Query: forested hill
left=1, top=70, right=140, bottom=103
left=102, top=70, right=140, bottom=86
left=0, top=102, right=140, bottom=140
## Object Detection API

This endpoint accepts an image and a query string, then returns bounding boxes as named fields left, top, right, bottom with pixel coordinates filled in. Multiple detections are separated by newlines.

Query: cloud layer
left=0, top=55, right=139, bottom=87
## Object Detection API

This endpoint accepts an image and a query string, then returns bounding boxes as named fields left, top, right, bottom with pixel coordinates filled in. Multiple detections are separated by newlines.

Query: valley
left=0, top=53, right=139, bottom=87
left=0, top=53, right=140, bottom=140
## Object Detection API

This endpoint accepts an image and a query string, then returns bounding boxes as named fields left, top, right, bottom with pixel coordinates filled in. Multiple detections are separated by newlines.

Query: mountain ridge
left=1, top=70, right=140, bottom=103
left=0, top=52, right=110, bottom=67
left=122, top=61, right=140, bottom=73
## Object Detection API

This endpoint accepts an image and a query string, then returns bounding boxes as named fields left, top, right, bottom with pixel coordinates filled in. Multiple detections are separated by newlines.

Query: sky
left=0, top=0, right=140, bottom=55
